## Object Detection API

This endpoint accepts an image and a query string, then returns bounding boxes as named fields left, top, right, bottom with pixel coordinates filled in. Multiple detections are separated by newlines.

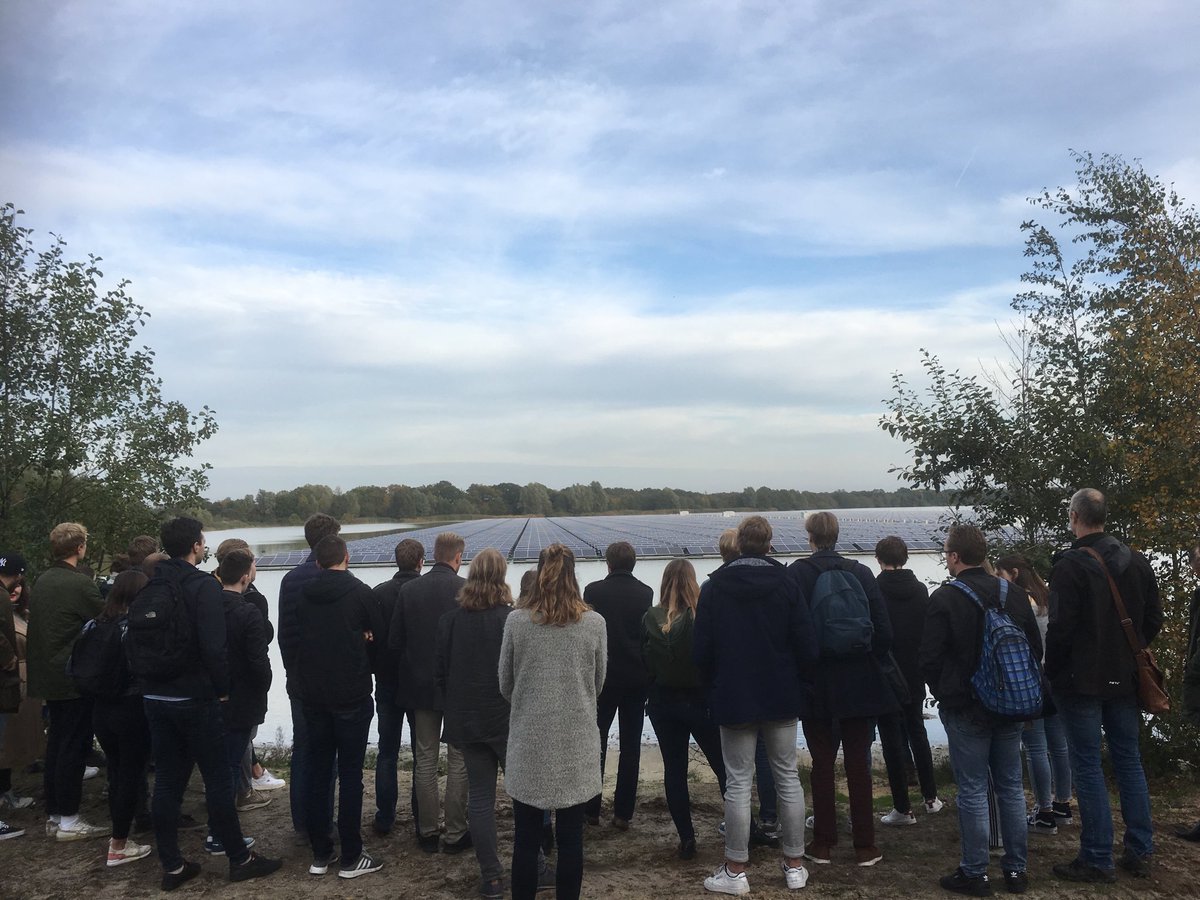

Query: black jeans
left=586, top=685, right=646, bottom=822
left=145, top=698, right=248, bottom=870
left=373, top=696, right=419, bottom=831
left=93, top=696, right=151, bottom=840
left=878, top=699, right=938, bottom=814
left=44, top=697, right=94, bottom=817
left=289, top=696, right=336, bottom=835
left=513, top=800, right=585, bottom=900
left=305, top=697, right=374, bottom=863
left=646, top=691, right=727, bottom=842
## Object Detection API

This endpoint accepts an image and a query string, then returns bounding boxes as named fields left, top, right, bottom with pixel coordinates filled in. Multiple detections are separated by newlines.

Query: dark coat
left=138, top=558, right=230, bottom=701
left=291, top=569, right=375, bottom=710
left=876, top=568, right=930, bottom=700
left=0, top=585, right=19, bottom=713
left=27, top=562, right=104, bottom=701
left=388, top=562, right=466, bottom=711
left=278, top=553, right=321, bottom=697
left=920, top=566, right=1042, bottom=718
left=435, top=604, right=512, bottom=745
left=787, top=551, right=899, bottom=720
left=583, top=570, right=654, bottom=695
left=244, top=583, right=274, bottom=645
left=693, top=555, right=818, bottom=726
left=1183, top=587, right=1200, bottom=725
left=221, top=590, right=272, bottom=730
left=1046, top=532, right=1162, bottom=699
left=371, top=569, right=421, bottom=704
left=642, top=606, right=705, bottom=701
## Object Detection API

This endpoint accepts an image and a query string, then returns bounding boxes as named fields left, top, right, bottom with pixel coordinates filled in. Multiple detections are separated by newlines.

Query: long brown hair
left=102, top=570, right=148, bottom=622
left=458, top=548, right=513, bottom=610
left=658, top=558, right=699, bottom=633
left=995, top=554, right=1049, bottom=613
left=526, top=543, right=589, bottom=626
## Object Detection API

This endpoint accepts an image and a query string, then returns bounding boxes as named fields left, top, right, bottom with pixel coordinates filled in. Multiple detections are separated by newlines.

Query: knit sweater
left=499, top=608, right=607, bottom=809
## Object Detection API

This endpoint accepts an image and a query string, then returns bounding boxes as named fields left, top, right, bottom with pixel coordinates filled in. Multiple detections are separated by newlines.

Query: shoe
left=781, top=859, right=809, bottom=889
left=718, top=819, right=726, bottom=836
left=236, top=789, right=272, bottom=811
left=704, top=863, right=750, bottom=896
left=612, top=816, right=630, bottom=831
left=309, top=852, right=340, bottom=875
left=162, top=860, right=201, bottom=891
left=537, top=862, right=556, bottom=892
left=442, top=831, right=473, bottom=854
left=1051, top=858, right=1116, bottom=883
left=0, top=822, right=25, bottom=840
left=1027, top=809, right=1058, bottom=835
left=855, top=846, right=883, bottom=867
left=178, top=813, right=205, bottom=831
left=805, top=815, right=814, bottom=829
left=1003, top=870, right=1028, bottom=894
left=56, top=817, right=108, bottom=841
left=751, top=819, right=781, bottom=848
left=1050, top=801, right=1073, bottom=825
left=881, top=808, right=917, bottom=826
left=1174, top=821, right=1200, bottom=842
left=417, top=832, right=440, bottom=853
left=480, top=877, right=505, bottom=899
left=926, top=797, right=946, bottom=814
left=205, top=834, right=256, bottom=856
left=45, top=819, right=59, bottom=837
left=0, top=790, right=33, bottom=810
left=940, top=867, right=993, bottom=896
left=83, top=765, right=100, bottom=780
left=372, top=818, right=392, bottom=836
left=230, top=851, right=283, bottom=882
left=679, top=837, right=697, bottom=860
left=251, top=769, right=286, bottom=791
left=1117, top=848, right=1151, bottom=879
left=338, top=850, right=383, bottom=879
left=107, top=840, right=152, bottom=867
left=803, top=841, right=831, bottom=864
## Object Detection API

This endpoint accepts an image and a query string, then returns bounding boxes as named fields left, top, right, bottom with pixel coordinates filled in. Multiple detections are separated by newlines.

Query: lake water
left=220, top=521, right=952, bottom=750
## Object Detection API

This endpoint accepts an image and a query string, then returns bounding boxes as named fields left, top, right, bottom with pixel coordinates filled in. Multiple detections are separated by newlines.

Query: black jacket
left=221, top=589, right=272, bottom=730
left=140, top=558, right=229, bottom=700
left=876, top=568, right=930, bottom=701
left=371, top=569, right=421, bottom=704
left=1046, top=532, right=1162, bottom=698
left=788, top=551, right=898, bottom=720
left=435, top=604, right=512, bottom=745
left=291, top=569, right=375, bottom=709
left=278, top=554, right=320, bottom=696
left=244, top=583, right=274, bottom=645
left=388, top=563, right=465, bottom=710
left=583, top=571, right=654, bottom=695
left=920, top=566, right=1042, bottom=717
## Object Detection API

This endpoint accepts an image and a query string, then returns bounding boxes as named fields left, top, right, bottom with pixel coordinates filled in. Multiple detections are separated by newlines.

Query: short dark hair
left=161, top=517, right=204, bottom=559
left=605, top=541, right=636, bottom=571
left=217, top=548, right=255, bottom=586
left=315, top=534, right=348, bottom=569
left=945, top=524, right=988, bottom=566
left=127, top=535, right=159, bottom=565
left=102, top=570, right=147, bottom=622
left=1069, top=488, right=1107, bottom=528
left=304, top=514, right=341, bottom=549
left=806, top=511, right=839, bottom=551
left=394, top=538, right=424, bottom=572
left=875, top=535, right=909, bottom=567
left=737, top=516, right=772, bottom=556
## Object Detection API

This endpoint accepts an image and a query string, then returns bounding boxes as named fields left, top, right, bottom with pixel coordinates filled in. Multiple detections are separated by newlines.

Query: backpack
left=67, top=618, right=129, bottom=698
left=125, top=566, right=194, bottom=680
left=951, top=578, right=1043, bottom=720
left=809, top=560, right=875, bottom=658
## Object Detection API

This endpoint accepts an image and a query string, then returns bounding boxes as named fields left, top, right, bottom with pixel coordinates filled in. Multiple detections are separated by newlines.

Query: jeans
left=586, top=685, right=646, bottom=822
left=374, top=697, right=419, bottom=831
left=305, top=697, right=374, bottom=863
left=1021, top=713, right=1073, bottom=809
left=207, top=727, right=250, bottom=836
left=44, top=697, right=93, bottom=817
left=941, top=707, right=1027, bottom=877
left=1055, top=691, right=1153, bottom=867
left=411, top=708, right=468, bottom=841
left=646, top=691, right=727, bottom=843
left=513, top=800, right=584, bottom=900
left=719, top=719, right=805, bottom=863
left=145, top=698, right=249, bottom=870
left=804, top=716, right=876, bottom=850
left=461, top=739, right=507, bottom=881
left=289, top=696, right=335, bottom=834
left=92, top=696, right=151, bottom=840
left=878, top=699, right=939, bottom=813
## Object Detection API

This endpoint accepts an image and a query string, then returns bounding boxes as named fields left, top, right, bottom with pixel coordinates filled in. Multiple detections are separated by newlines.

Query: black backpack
left=125, top=566, right=194, bottom=680
left=809, top=559, right=875, bottom=658
left=67, top=618, right=129, bottom=699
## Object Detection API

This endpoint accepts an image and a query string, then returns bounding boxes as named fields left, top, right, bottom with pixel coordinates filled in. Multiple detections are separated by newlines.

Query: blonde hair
left=215, top=537, right=251, bottom=562
left=659, top=559, right=699, bottom=633
left=526, top=543, right=588, bottom=626
left=50, top=522, right=88, bottom=560
left=718, top=529, right=739, bottom=563
left=434, top=531, right=466, bottom=564
left=459, top=548, right=513, bottom=611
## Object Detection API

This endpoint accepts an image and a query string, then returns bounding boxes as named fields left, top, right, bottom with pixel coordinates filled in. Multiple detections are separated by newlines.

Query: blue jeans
left=646, top=691, right=727, bottom=843
left=719, top=719, right=805, bottom=863
left=941, top=708, right=1027, bottom=877
left=1021, top=713, right=1072, bottom=809
left=145, top=698, right=249, bottom=869
left=1054, top=691, right=1153, bottom=867
left=306, top=697, right=374, bottom=863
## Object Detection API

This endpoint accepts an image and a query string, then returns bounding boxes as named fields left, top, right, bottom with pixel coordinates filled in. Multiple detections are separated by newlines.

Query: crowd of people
left=0, top=486, right=1189, bottom=897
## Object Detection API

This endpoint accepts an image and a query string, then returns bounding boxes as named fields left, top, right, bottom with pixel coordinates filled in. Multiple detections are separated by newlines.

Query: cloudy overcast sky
left=3, top=0, right=1198, bottom=500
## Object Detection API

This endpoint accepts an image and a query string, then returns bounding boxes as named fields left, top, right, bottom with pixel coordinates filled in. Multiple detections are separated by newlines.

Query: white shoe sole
left=56, top=829, right=107, bottom=841
left=107, top=848, right=151, bottom=867
left=703, top=877, right=750, bottom=896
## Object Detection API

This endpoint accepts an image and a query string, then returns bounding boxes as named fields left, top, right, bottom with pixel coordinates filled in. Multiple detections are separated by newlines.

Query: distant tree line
left=201, top=481, right=952, bottom=525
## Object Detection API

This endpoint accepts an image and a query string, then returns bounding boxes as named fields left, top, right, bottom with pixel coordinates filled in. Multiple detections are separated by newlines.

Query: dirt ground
left=4, top=747, right=1200, bottom=899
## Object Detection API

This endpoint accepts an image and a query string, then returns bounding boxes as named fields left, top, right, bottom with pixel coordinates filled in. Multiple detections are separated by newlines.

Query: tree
left=0, top=204, right=218, bottom=570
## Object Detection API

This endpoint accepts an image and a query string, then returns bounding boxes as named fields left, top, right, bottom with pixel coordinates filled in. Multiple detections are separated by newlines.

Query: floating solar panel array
left=254, top=508, right=955, bottom=568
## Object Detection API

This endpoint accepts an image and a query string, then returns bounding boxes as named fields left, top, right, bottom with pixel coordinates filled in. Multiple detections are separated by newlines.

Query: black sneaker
left=229, top=851, right=283, bottom=882
left=678, top=837, right=697, bottom=860
left=442, top=831, right=473, bottom=854
left=417, top=832, right=440, bottom=853
left=1003, top=870, right=1028, bottom=894
left=338, top=851, right=384, bottom=879
left=1117, top=848, right=1151, bottom=879
left=479, top=877, right=505, bottom=899
left=751, top=818, right=781, bottom=848
left=939, top=867, right=993, bottom=896
left=1051, top=858, right=1116, bottom=884
left=162, top=860, right=201, bottom=892
left=309, top=851, right=340, bottom=875
left=1051, top=801, right=1073, bottom=826
left=1027, top=809, right=1058, bottom=835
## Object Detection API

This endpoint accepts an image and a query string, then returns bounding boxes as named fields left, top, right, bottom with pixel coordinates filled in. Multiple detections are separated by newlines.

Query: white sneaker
left=925, top=797, right=945, bottom=814
left=704, top=863, right=751, bottom=896
left=0, top=790, right=33, bottom=810
left=107, top=840, right=152, bottom=866
left=780, top=859, right=809, bottom=889
left=880, top=808, right=917, bottom=826
left=805, top=815, right=814, bottom=829
left=252, top=769, right=287, bottom=791
left=45, top=819, right=59, bottom=837
left=56, top=817, right=108, bottom=841
left=83, top=765, right=100, bottom=780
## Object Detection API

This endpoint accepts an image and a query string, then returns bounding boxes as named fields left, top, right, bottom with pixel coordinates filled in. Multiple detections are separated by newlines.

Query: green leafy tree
left=0, top=204, right=217, bottom=570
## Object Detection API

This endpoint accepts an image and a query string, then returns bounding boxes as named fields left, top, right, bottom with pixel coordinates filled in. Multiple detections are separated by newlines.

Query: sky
left=3, top=1, right=1199, bottom=500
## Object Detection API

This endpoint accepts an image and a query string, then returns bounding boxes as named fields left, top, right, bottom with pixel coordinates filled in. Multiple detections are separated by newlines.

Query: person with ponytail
left=642, top=559, right=727, bottom=859
left=499, top=543, right=607, bottom=900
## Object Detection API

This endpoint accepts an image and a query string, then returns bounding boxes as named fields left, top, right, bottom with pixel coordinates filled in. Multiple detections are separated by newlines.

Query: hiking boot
left=1050, top=801, right=1073, bottom=825
left=0, top=821, right=25, bottom=841
left=881, top=808, right=917, bottom=826
left=1117, top=848, right=1151, bottom=878
left=230, top=851, right=283, bottom=882
left=309, top=851, right=340, bottom=875
left=780, top=859, right=809, bottom=889
left=1003, top=870, right=1028, bottom=893
left=1051, top=858, right=1116, bottom=883
left=162, top=860, right=202, bottom=891
left=855, top=846, right=883, bottom=867
left=803, top=841, right=831, bottom=864
left=1027, top=809, right=1057, bottom=835
left=926, top=797, right=946, bottom=814
left=107, top=840, right=152, bottom=866
left=236, top=789, right=272, bottom=812
left=939, top=867, right=993, bottom=896
left=339, top=851, right=384, bottom=879
left=703, top=863, right=750, bottom=896
left=56, top=817, right=108, bottom=841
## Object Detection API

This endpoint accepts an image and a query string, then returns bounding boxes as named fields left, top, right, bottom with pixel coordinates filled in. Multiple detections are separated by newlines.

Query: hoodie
left=291, top=568, right=375, bottom=709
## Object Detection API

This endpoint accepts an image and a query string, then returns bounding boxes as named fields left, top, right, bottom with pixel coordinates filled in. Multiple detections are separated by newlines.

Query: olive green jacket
left=27, top=562, right=103, bottom=701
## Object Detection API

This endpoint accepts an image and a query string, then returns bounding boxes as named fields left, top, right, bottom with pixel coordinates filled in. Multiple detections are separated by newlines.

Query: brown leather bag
left=1080, top=546, right=1170, bottom=715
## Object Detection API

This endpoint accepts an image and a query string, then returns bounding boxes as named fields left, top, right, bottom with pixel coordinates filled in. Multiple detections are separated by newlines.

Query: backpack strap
left=949, top=577, right=1009, bottom=610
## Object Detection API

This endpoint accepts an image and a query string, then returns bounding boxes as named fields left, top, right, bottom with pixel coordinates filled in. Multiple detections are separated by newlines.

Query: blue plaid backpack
left=950, top=577, right=1043, bottom=720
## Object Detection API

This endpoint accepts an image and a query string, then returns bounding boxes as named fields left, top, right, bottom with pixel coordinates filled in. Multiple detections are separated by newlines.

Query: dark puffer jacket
left=221, top=590, right=272, bottom=730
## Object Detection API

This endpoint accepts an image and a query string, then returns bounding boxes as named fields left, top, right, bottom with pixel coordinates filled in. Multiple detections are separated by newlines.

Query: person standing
left=0, top=553, right=28, bottom=840
left=1046, top=488, right=1161, bottom=882
left=1177, top=541, right=1200, bottom=842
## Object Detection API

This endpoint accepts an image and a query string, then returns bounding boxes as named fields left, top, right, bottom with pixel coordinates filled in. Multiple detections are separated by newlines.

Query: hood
left=303, top=569, right=360, bottom=605
left=709, top=555, right=787, bottom=602
left=877, top=568, right=922, bottom=593
left=1075, top=533, right=1133, bottom=576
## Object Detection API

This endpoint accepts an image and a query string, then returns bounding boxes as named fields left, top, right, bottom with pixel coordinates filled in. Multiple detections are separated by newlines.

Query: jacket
left=278, top=553, right=320, bottom=696
left=244, top=583, right=274, bottom=645
left=920, top=566, right=1042, bottom=717
left=0, top=611, right=44, bottom=768
left=1183, top=586, right=1200, bottom=725
left=139, top=558, right=230, bottom=701
left=642, top=605, right=705, bottom=700
left=788, top=551, right=899, bottom=720
left=435, top=604, right=512, bottom=745
left=27, top=562, right=106, bottom=701
left=875, top=568, right=930, bottom=701
left=1045, top=532, right=1162, bottom=698
left=388, top=563, right=466, bottom=710
left=584, top=571, right=654, bottom=695
left=693, top=555, right=818, bottom=726
left=221, top=590, right=272, bottom=730
left=291, top=568, right=375, bottom=709
left=371, top=569, right=421, bottom=703
left=1, top=585, right=19, bottom=713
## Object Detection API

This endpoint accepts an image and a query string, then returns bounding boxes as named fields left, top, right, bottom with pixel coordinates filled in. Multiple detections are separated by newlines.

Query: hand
left=363, top=630, right=374, bottom=643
